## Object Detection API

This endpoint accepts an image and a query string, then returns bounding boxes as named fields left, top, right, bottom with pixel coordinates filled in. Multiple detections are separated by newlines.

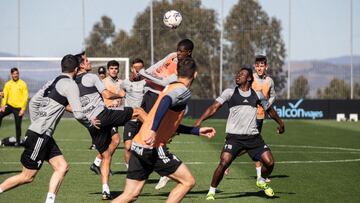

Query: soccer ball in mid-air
left=163, top=10, right=182, bottom=29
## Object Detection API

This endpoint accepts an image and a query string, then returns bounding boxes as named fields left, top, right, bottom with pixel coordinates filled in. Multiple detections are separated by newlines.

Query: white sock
left=256, top=166, right=262, bottom=179
left=0, top=188, right=3, bottom=193
left=45, top=192, right=56, bottom=203
left=209, top=186, right=216, bottom=194
left=94, top=157, right=102, bottom=167
left=102, top=184, right=110, bottom=193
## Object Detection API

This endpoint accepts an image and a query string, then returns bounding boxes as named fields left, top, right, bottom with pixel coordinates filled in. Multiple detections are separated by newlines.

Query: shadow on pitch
left=0, top=170, right=22, bottom=175
left=250, top=174, right=290, bottom=179
left=89, top=191, right=123, bottom=198
left=112, top=170, right=127, bottom=175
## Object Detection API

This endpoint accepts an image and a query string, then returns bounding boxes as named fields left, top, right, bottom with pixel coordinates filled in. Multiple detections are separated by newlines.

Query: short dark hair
left=239, top=65, right=254, bottom=84
left=98, top=66, right=106, bottom=74
left=177, top=39, right=194, bottom=52
left=177, top=57, right=197, bottom=79
left=61, top=54, right=79, bottom=73
left=131, top=58, right=144, bottom=65
left=255, top=54, right=267, bottom=64
left=10, top=67, right=18, bottom=73
left=75, top=51, right=86, bottom=64
left=107, top=60, right=119, bottom=69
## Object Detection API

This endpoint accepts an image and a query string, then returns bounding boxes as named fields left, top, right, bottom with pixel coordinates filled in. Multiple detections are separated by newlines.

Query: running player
left=139, top=38, right=194, bottom=189
left=120, top=58, right=146, bottom=169
left=0, top=54, right=98, bottom=203
left=74, top=52, right=145, bottom=200
left=90, top=60, right=124, bottom=176
left=194, top=67, right=284, bottom=200
left=112, top=57, right=216, bottom=203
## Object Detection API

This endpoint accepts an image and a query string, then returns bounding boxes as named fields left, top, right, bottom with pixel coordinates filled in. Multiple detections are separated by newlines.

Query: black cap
left=98, top=66, right=106, bottom=74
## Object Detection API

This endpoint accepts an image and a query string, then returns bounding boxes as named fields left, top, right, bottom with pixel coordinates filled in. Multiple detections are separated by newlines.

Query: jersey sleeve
left=1, top=82, right=9, bottom=107
left=20, top=81, right=29, bottom=111
left=165, top=85, right=191, bottom=106
left=256, top=91, right=270, bottom=111
left=57, top=79, right=87, bottom=120
left=139, top=52, right=177, bottom=86
left=84, top=73, right=106, bottom=93
left=215, top=88, right=233, bottom=104
left=268, top=77, right=276, bottom=106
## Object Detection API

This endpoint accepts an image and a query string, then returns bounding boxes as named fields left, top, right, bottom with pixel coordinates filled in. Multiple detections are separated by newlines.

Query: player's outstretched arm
left=266, top=106, right=285, bottom=134
left=194, top=101, right=222, bottom=127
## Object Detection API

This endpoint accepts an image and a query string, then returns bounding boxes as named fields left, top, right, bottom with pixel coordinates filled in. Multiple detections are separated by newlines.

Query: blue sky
left=0, top=0, right=359, bottom=60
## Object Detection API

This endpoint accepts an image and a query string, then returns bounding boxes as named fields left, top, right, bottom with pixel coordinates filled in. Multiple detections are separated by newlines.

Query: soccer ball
left=163, top=10, right=182, bottom=29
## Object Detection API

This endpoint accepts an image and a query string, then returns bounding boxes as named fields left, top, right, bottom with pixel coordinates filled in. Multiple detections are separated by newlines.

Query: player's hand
left=90, top=117, right=101, bottom=129
left=19, top=110, right=25, bottom=117
left=277, top=123, right=285, bottom=134
left=199, top=127, right=216, bottom=139
left=0, top=106, right=5, bottom=112
left=144, top=130, right=156, bottom=146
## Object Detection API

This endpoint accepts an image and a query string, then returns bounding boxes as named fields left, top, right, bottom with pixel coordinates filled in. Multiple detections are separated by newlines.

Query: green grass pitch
left=0, top=119, right=359, bottom=202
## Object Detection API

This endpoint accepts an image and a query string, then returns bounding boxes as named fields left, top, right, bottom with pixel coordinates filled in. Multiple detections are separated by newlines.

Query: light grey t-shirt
left=216, top=87, right=269, bottom=135
left=28, top=74, right=88, bottom=136
left=121, top=79, right=146, bottom=108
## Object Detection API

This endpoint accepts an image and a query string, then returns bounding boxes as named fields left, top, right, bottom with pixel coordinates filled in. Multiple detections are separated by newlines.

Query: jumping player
left=194, top=67, right=284, bottom=200
left=112, top=57, right=216, bottom=203
left=139, top=38, right=194, bottom=189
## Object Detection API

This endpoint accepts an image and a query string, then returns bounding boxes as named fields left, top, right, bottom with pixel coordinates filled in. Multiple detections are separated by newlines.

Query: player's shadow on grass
left=112, top=170, right=127, bottom=175
left=216, top=191, right=281, bottom=199
left=250, top=174, right=290, bottom=179
left=146, top=178, right=162, bottom=184
left=89, top=191, right=123, bottom=198
left=0, top=170, right=22, bottom=175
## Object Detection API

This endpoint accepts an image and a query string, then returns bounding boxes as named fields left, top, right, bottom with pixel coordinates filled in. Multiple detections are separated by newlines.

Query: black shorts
left=222, top=134, right=270, bottom=161
left=123, top=121, right=139, bottom=142
left=140, top=91, right=159, bottom=113
left=111, top=127, right=118, bottom=136
left=97, top=107, right=133, bottom=128
left=87, top=126, right=112, bottom=154
left=21, top=130, right=62, bottom=170
left=127, top=143, right=182, bottom=180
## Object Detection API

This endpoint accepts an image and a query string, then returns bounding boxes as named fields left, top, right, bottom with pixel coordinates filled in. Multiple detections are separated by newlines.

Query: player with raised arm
left=0, top=54, right=98, bottom=203
left=194, top=67, right=284, bottom=200
left=224, top=55, right=276, bottom=182
left=74, top=52, right=145, bottom=200
left=112, top=57, right=216, bottom=203
left=139, top=38, right=194, bottom=189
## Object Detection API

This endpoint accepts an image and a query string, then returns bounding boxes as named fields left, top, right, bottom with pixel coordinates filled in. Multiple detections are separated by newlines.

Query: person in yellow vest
left=112, top=57, right=216, bottom=203
left=89, top=60, right=124, bottom=177
left=0, top=67, right=28, bottom=146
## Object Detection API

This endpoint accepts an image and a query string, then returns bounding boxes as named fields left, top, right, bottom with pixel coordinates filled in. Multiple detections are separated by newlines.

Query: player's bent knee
left=21, top=173, right=35, bottom=184
left=187, top=177, right=196, bottom=188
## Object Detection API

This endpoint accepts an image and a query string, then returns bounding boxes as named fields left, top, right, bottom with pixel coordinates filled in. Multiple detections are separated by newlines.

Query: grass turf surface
left=0, top=118, right=359, bottom=202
